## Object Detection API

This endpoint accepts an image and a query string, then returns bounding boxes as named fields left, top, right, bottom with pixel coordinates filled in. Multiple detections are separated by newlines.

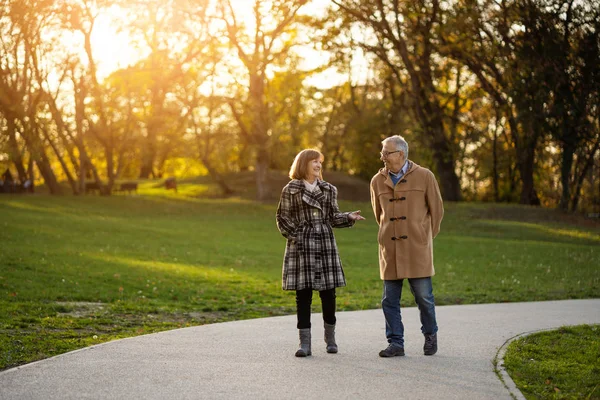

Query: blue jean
left=382, top=278, right=438, bottom=348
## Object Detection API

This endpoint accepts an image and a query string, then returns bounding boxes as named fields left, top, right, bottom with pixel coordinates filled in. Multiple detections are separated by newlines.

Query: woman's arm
left=329, top=185, right=356, bottom=229
left=276, top=187, right=300, bottom=240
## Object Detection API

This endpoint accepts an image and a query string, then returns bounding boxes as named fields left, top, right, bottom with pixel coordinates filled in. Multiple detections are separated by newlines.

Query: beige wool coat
left=370, top=161, right=444, bottom=280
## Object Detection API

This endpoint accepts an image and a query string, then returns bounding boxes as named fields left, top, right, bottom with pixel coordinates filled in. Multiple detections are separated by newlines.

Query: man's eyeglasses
left=380, top=150, right=402, bottom=158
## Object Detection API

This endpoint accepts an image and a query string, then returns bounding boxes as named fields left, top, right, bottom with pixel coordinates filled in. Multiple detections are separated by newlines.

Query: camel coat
left=370, top=161, right=444, bottom=280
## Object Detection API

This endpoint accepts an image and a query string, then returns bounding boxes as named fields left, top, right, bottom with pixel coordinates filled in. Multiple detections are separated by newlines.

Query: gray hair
left=382, top=135, right=409, bottom=159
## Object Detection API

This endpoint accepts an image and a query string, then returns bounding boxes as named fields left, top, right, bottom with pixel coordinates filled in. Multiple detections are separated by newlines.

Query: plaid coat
left=276, top=179, right=355, bottom=291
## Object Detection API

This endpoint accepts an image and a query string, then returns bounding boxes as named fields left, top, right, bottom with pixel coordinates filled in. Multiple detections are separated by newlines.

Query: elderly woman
left=276, top=149, right=365, bottom=357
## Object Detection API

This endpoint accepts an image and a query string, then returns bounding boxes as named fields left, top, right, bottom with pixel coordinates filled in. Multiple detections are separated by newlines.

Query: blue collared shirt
left=389, top=161, right=409, bottom=186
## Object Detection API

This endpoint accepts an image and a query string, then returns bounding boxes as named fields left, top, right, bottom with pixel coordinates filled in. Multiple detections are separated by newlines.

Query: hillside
left=167, top=170, right=372, bottom=202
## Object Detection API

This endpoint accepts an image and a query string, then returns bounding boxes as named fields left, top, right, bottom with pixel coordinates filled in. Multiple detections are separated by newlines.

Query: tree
left=0, top=0, right=62, bottom=194
left=330, top=0, right=463, bottom=201
left=179, top=63, right=236, bottom=196
left=543, top=0, right=600, bottom=211
left=218, top=0, right=308, bottom=201
left=440, top=0, right=561, bottom=205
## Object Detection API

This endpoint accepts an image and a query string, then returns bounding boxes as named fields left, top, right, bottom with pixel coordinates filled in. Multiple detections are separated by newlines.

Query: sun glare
left=89, top=1, right=257, bottom=80
left=90, top=9, right=148, bottom=79
left=85, top=1, right=348, bottom=89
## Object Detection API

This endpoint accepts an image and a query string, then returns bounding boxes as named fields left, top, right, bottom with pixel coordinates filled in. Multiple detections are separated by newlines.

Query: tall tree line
left=0, top=0, right=598, bottom=211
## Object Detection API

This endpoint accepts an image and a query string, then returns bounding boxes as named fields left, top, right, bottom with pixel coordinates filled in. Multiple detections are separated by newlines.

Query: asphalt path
left=1, top=299, right=599, bottom=400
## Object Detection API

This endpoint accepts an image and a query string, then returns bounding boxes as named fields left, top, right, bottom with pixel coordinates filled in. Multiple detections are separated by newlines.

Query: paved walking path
left=1, top=299, right=599, bottom=400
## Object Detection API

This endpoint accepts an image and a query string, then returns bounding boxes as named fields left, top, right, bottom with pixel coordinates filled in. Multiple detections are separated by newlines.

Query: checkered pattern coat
left=276, top=179, right=355, bottom=291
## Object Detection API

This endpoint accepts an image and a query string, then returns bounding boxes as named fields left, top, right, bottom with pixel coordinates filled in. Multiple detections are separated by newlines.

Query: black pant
left=296, top=288, right=336, bottom=329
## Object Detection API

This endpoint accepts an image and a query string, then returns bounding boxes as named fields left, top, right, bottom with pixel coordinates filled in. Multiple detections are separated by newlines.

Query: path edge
left=494, top=327, right=570, bottom=400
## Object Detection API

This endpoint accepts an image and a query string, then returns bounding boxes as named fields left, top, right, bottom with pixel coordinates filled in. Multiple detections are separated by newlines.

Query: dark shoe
left=424, top=333, right=437, bottom=355
left=379, top=344, right=405, bottom=357
left=324, top=323, right=338, bottom=354
left=295, top=328, right=312, bottom=357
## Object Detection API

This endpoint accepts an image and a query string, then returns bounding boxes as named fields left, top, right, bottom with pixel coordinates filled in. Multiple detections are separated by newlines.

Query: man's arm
left=370, top=180, right=382, bottom=226
left=426, top=172, right=444, bottom=238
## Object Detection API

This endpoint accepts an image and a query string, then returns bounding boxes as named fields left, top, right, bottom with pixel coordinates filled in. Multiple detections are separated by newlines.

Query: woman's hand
left=349, top=210, right=366, bottom=221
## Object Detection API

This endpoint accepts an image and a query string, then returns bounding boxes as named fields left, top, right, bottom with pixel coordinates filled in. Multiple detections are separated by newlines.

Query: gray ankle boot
left=324, top=323, right=338, bottom=353
left=295, top=328, right=311, bottom=357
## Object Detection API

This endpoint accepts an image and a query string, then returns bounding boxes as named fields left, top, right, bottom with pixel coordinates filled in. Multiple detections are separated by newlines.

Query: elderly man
left=370, top=135, right=444, bottom=357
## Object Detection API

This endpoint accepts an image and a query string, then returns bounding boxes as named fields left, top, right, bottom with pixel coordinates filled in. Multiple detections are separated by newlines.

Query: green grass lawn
left=1, top=192, right=599, bottom=371
left=503, top=324, right=600, bottom=399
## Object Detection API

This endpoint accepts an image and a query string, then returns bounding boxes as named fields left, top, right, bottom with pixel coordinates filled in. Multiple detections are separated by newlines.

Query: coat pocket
left=419, top=216, right=431, bottom=245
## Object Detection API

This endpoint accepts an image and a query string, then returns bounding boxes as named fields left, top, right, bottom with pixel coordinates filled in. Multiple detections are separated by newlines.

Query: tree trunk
left=559, top=138, right=575, bottom=211
left=255, top=146, right=269, bottom=201
left=31, top=140, right=61, bottom=195
left=139, top=52, right=162, bottom=180
left=202, top=156, right=234, bottom=196
left=492, top=123, right=499, bottom=202
left=6, top=117, right=28, bottom=180
left=249, top=70, right=270, bottom=201
left=431, top=136, right=462, bottom=201
left=12, top=110, right=62, bottom=194
left=41, top=125, right=78, bottom=193
left=79, top=149, right=86, bottom=195
left=511, top=114, right=541, bottom=206
left=106, top=145, right=115, bottom=194
left=429, top=113, right=462, bottom=201
left=570, top=139, right=599, bottom=212
left=46, top=94, right=81, bottom=177
left=139, top=127, right=157, bottom=179
left=26, top=157, right=35, bottom=192
left=73, top=80, right=103, bottom=194
left=517, top=143, right=540, bottom=206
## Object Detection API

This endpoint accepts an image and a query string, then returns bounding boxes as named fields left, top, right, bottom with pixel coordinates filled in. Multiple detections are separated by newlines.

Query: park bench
left=117, top=182, right=138, bottom=194
left=84, top=182, right=103, bottom=194
left=165, top=177, right=177, bottom=192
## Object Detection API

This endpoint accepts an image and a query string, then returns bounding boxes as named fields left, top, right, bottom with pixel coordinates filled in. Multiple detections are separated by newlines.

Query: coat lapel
left=402, top=161, right=416, bottom=178
left=314, top=182, right=326, bottom=207
left=382, top=161, right=415, bottom=189
left=384, top=175, right=395, bottom=190
left=381, top=169, right=395, bottom=190
left=302, top=181, right=323, bottom=211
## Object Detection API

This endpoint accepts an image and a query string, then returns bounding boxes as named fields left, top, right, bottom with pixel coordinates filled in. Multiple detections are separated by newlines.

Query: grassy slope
left=0, top=188, right=599, bottom=370
left=503, top=325, right=600, bottom=399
